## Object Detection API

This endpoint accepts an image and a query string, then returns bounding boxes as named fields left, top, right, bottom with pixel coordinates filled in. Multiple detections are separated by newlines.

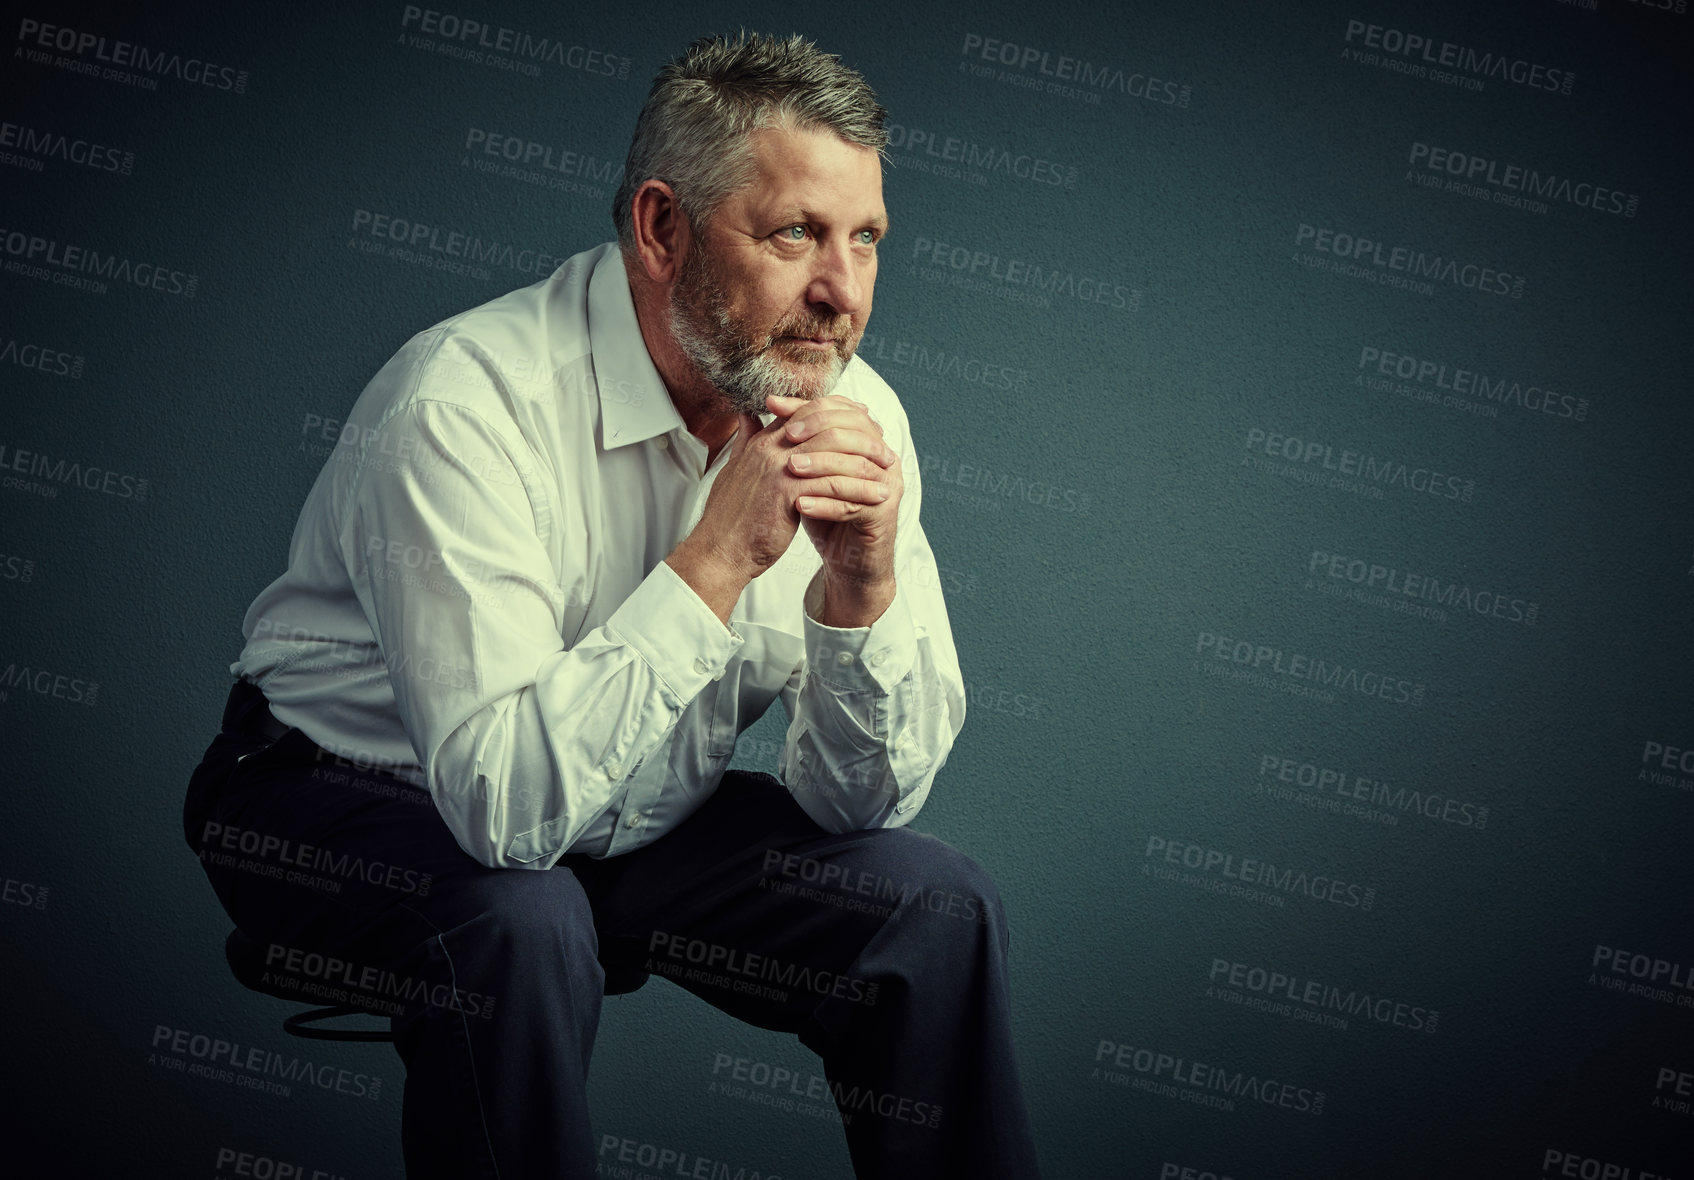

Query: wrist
left=811, top=570, right=896, bottom=629
left=666, top=536, right=755, bottom=625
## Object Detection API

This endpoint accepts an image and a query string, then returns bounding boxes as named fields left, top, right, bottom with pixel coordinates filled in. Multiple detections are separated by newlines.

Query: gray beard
left=669, top=250, right=848, bottom=415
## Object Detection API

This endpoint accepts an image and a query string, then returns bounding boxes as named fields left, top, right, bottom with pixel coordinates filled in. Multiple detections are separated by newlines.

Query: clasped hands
left=682, top=392, right=901, bottom=628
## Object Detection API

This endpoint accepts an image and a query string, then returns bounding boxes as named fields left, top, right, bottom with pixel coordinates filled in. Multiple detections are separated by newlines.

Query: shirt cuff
left=802, top=577, right=918, bottom=695
left=606, top=560, right=744, bottom=705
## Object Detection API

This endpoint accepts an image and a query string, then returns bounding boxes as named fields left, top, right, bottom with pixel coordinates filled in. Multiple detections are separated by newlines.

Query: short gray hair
left=612, top=32, right=888, bottom=251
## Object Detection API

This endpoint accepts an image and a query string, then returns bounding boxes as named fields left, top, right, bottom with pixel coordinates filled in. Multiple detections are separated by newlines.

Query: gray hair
left=612, top=32, right=888, bottom=251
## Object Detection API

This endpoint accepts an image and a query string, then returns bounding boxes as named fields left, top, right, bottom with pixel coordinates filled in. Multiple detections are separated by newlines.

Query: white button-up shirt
left=230, top=243, right=966, bottom=867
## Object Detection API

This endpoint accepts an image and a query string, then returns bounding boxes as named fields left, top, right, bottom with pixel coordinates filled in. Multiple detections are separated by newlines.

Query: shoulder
left=373, top=246, right=611, bottom=423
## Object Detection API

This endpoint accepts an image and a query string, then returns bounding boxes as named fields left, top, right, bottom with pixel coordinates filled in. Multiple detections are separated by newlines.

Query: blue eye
left=783, top=225, right=807, bottom=241
left=856, top=229, right=877, bottom=246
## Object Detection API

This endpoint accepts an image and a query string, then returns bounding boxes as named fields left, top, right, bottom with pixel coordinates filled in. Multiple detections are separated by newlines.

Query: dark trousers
left=183, top=679, right=1041, bottom=1179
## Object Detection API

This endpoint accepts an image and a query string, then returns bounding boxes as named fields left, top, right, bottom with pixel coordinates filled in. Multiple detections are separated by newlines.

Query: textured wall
left=2, top=0, right=1690, bottom=1176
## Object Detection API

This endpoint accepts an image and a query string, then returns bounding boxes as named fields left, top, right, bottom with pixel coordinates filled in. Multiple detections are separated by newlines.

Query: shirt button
left=656, top=436, right=669, bottom=450
left=870, top=651, right=887, bottom=668
left=625, top=810, right=641, bottom=828
left=836, top=651, right=854, bottom=667
left=606, top=762, right=623, bottom=779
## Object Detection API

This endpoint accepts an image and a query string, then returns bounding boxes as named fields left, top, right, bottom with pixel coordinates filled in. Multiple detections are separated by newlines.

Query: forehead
left=727, top=124, right=885, bottom=225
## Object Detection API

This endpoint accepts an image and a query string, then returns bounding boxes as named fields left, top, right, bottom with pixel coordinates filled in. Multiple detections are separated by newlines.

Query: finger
left=795, top=495, right=893, bottom=520
left=786, top=451, right=886, bottom=481
left=763, top=394, right=809, bottom=419
left=783, top=404, right=884, bottom=443
left=787, top=426, right=898, bottom=467
left=793, top=473, right=890, bottom=506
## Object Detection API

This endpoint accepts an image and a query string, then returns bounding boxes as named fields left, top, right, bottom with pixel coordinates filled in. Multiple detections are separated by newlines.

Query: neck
left=627, top=257, right=745, bottom=463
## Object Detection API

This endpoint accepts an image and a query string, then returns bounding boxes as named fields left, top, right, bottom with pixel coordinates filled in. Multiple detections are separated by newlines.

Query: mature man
left=183, top=32, right=1040, bottom=1178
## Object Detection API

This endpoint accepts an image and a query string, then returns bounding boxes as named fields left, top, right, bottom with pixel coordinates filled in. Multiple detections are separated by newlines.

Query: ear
left=630, top=179, right=691, bottom=285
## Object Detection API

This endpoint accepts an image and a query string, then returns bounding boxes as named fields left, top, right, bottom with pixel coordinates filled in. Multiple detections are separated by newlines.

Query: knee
left=451, top=868, right=598, bottom=962
left=869, top=830, right=1008, bottom=935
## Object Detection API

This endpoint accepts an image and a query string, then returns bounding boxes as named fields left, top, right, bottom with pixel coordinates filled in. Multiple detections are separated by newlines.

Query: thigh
left=571, top=771, right=1002, bottom=1032
left=189, top=726, right=597, bottom=1009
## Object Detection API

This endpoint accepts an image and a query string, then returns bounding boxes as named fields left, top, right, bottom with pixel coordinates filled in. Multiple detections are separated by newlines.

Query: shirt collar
left=586, top=245, right=776, bottom=452
left=588, top=247, right=681, bottom=451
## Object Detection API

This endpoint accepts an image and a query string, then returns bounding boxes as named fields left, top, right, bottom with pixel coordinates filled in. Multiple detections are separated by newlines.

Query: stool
left=225, top=928, right=650, bottom=1043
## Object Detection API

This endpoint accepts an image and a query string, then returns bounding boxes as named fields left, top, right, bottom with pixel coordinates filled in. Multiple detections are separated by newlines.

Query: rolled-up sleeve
left=344, top=398, right=739, bottom=869
left=778, top=402, right=967, bottom=831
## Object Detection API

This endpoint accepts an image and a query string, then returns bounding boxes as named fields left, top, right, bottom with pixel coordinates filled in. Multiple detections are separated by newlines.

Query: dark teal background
left=2, top=1, right=1691, bottom=1176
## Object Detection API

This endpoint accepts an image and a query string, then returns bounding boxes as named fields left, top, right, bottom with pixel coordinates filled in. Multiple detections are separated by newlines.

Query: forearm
left=415, top=560, right=742, bottom=867
left=781, top=581, right=964, bottom=831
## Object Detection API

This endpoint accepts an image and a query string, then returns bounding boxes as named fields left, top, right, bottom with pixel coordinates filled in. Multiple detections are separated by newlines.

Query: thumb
left=764, top=393, right=807, bottom=419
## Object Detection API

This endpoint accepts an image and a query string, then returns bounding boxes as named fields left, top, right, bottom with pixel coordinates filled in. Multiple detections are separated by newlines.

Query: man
left=183, top=31, right=1040, bottom=1179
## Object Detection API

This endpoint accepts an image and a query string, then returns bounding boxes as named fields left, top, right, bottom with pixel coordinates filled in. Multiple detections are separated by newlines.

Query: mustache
left=766, top=312, right=854, bottom=349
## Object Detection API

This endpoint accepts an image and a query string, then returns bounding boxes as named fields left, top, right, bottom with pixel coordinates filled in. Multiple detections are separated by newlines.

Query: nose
left=806, top=236, right=871, bottom=320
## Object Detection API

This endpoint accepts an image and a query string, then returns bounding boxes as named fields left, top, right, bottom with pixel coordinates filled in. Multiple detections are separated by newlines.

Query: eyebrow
left=771, top=206, right=890, bottom=233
